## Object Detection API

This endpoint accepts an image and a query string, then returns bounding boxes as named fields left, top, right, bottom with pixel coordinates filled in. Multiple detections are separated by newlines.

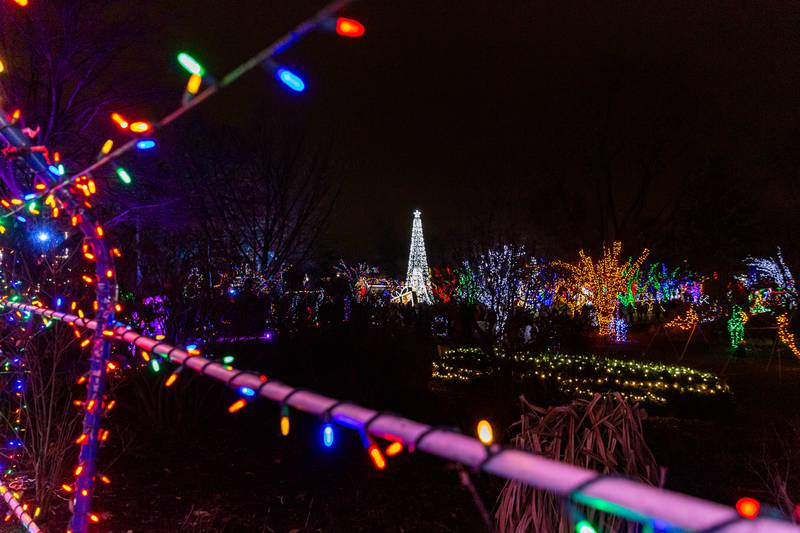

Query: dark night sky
left=115, top=1, right=800, bottom=271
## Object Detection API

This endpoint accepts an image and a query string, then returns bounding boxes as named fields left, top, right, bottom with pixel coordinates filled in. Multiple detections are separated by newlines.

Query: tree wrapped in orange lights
left=555, top=242, right=649, bottom=336
left=664, top=306, right=699, bottom=331
left=776, top=314, right=800, bottom=359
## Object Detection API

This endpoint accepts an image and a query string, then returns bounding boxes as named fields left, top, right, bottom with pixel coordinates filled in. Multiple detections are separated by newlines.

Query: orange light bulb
left=110, top=112, right=128, bottom=129
left=228, top=399, right=247, bottom=413
left=368, top=444, right=386, bottom=469
left=130, top=121, right=151, bottom=133
left=385, top=442, right=404, bottom=456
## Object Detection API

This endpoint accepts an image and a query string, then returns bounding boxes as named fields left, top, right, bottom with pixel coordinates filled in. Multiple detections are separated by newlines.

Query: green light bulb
left=177, top=52, right=205, bottom=76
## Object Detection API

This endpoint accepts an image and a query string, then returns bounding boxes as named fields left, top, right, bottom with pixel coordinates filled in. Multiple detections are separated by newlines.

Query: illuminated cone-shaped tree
left=556, top=242, right=649, bottom=336
left=406, top=210, right=433, bottom=304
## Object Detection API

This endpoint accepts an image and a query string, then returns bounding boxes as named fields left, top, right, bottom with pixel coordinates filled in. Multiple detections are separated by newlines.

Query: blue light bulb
left=47, top=164, right=64, bottom=176
left=322, top=423, right=334, bottom=447
left=136, top=139, right=156, bottom=150
left=276, top=68, right=305, bottom=92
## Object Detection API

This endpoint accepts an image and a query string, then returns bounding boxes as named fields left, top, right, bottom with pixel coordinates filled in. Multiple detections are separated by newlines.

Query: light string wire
left=0, top=3, right=791, bottom=530
left=0, top=108, right=119, bottom=533
left=2, top=300, right=796, bottom=533
left=0, top=2, right=358, bottom=530
left=0, top=479, right=41, bottom=533
left=0, top=0, right=356, bottom=221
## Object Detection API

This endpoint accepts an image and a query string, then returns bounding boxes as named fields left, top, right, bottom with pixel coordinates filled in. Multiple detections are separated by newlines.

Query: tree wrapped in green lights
left=727, top=305, right=747, bottom=349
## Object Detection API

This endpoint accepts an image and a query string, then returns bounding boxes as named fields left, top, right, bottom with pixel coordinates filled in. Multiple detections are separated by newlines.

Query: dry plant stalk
left=496, top=393, right=663, bottom=533
left=16, top=323, right=82, bottom=519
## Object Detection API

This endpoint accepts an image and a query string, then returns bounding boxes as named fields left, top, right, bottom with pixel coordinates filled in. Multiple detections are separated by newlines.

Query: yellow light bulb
left=477, top=419, right=493, bottom=445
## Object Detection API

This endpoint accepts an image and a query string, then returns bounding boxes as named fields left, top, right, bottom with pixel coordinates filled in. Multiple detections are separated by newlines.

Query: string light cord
left=696, top=516, right=754, bottom=533
left=475, top=442, right=504, bottom=472
left=362, top=409, right=404, bottom=438
left=199, top=358, right=222, bottom=376
left=0, top=480, right=41, bottom=533
left=0, top=113, right=119, bottom=533
left=563, top=473, right=635, bottom=529
left=165, top=352, right=194, bottom=381
left=280, top=386, right=305, bottom=407
left=0, top=106, right=121, bottom=533
left=409, top=424, right=454, bottom=453
left=0, top=0, right=357, bottom=221
left=568, top=473, right=620, bottom=501
left=254, top=377, right=271, bottom=396
left=0, top=3, right=363, bottom=530
left=2, top=300, right=799, bottom=533
left=321, top=399, right=352, bottom=423
left=225, top=370, right=253, bottom=388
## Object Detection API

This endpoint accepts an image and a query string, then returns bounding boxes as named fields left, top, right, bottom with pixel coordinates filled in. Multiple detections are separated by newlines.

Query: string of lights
left=0, top=480, right=41, bottom=533
left=0, top=108, right=119, bottom=533
left=1, top=3, right=797, bottom=532
left=0, top=2, right=365, bottom=530
left=745, top=248, right=796, bottom=306
left=0, top=348, right=29, bottom=496
left=1, top=300, right=795, bottom=533
left=664, top=307, right=700, bottom=331
left=405, top=210, right=433, bottom=304
left=555, top=242, right=649, bottom=337
left=728, top=305, right=748, bottom=349
left=0, top=0, right=359, bottom=221
left=432, top=348, right=729, bottom=405
left=776, top=314, right=800, bottom=359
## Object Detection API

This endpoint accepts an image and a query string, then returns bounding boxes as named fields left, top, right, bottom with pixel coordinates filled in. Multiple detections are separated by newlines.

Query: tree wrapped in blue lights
left=744, top=247, right=796, bottom=309
left=472, top=244, right=534, bottom=337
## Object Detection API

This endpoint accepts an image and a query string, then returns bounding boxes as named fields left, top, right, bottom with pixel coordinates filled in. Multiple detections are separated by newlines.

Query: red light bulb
left=336, top=17, right=365, bottom=38
left=736, top=497, right=760, bottom=519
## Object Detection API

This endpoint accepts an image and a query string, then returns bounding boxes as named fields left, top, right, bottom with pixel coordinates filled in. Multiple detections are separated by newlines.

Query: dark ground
left=7, top=324, right=800, bottom=532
